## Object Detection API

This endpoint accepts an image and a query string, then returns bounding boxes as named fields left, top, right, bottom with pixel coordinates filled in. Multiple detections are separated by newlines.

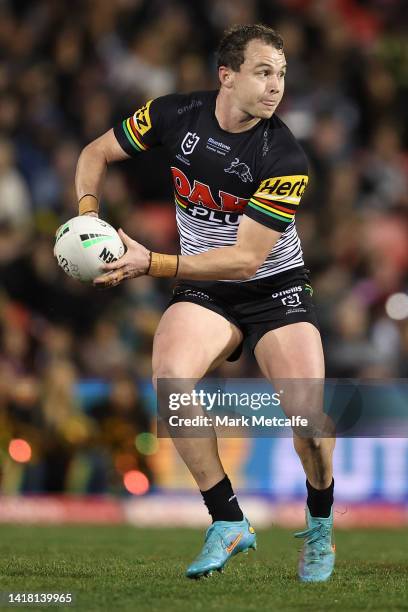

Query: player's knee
left=306, top=437, right=322, bottom=451
left=295, top=436, right=322, bottom=453
left=152, top=362, right=202, bottom=391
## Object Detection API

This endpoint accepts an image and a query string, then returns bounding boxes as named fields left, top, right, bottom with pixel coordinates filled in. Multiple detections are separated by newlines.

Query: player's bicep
left=89, top=128, right=131, bottom=163
left=235, top=215, right=281, bottom=266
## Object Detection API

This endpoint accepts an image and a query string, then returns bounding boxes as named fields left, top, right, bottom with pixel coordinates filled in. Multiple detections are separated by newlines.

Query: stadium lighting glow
left=135, top=432, right=159, bottom=455
left=8, top=439, right=32, bottom=463
left=385, top=293, right=408, bottom=321
left=123, top=470, right=150, bottom=495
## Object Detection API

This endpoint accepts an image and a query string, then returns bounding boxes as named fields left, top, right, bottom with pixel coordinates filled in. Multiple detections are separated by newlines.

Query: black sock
left=306, top=478, right=334, bottom=518
left=201, top=475, right=244, bottom=522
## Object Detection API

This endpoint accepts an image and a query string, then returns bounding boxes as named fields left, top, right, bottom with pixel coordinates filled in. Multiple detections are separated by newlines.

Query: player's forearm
left=95, top=231, right=269, bottom=288
left=145, top=217, right=281, bottom=283
left=75, top=143, right=108, bottom=205
left=177, top=245, right=259, bottom=281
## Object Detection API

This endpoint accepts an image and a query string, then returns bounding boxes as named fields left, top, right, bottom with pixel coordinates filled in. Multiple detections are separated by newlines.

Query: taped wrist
left=78, top=194, right=99, bottom=215
left=148, top=252, right=179, bottom=277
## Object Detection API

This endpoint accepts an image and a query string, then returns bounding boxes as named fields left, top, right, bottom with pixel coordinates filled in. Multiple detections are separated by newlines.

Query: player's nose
left=268, top=74, right=280, bottom=93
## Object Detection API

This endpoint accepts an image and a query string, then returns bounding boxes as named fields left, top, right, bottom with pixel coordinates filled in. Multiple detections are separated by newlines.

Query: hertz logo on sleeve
left=133, top=100, right=153, bottom=135
left=256, top=175, right=308, bottom=202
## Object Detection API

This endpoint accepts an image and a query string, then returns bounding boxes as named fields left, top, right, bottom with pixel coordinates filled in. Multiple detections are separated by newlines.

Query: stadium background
left=0, top=0, right=407, bottom=526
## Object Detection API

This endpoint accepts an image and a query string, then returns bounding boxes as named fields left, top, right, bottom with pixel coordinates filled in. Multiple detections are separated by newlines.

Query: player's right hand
left=93, top=229, right=151, bottom=288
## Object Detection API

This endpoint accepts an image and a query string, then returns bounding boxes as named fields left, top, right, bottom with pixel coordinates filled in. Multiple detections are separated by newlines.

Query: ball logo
left=98, top=247, right=118, bottom=264
left=181, top=132, right=200, bottom=155
left=57, top=255, right=69, bottom=274
left=224, top=158, right=253, bottom=183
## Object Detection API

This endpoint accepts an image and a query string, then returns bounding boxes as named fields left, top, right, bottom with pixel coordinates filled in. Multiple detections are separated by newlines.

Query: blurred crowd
left=0, top=0, right=407, bottom=493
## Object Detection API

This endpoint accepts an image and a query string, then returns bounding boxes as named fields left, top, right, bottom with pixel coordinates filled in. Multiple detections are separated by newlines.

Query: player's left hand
left=93, top=229, right=151, bottom=288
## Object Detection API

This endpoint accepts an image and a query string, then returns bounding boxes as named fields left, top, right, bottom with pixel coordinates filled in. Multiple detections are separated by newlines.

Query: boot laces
left=294, top=523, right=332, bottom=558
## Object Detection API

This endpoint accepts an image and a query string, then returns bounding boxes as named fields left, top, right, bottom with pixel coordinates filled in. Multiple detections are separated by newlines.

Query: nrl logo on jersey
left=181, top=132, right=200, bottom=155
left=224, top=158, right=253, bottom=183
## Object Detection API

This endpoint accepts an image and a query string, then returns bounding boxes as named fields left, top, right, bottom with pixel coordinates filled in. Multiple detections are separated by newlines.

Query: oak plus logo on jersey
left=181, top=132, right=200, bottom=155
left=171, top=166, right=248, bottom=215
left=224, top=158, right=253, bottom=183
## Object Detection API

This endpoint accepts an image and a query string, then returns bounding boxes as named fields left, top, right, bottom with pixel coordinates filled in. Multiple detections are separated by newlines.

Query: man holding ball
left=74, top=24, right=335, bottom=581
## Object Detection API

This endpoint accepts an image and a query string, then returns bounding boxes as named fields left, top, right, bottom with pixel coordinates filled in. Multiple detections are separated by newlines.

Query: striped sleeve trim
left=252, top=192, right=301, bottom=205
left=122, top=116, right=149, bottom=152
left=247, top=198, right=295, bottom=223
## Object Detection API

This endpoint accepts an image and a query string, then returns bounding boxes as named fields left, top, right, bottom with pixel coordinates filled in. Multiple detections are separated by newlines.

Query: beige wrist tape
left=78, top=194, right=99, bottom=215
left=148, top=252, right=179, bottom=277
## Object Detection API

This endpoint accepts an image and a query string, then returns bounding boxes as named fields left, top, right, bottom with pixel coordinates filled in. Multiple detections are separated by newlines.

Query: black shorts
left=165, top=266, right=320, bottom=362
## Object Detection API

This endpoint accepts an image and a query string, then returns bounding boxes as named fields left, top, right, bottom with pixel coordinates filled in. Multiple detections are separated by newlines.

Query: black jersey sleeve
left=113, top=94, right=181, bottom=157
left=244, top=127, right=309, bottom=233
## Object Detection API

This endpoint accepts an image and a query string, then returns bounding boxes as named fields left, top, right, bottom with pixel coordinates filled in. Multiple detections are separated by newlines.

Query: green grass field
left=0, top=525, right=406, bottom=611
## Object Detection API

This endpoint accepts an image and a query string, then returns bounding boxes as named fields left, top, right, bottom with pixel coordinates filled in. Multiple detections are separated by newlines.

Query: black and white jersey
left=114, top=90, right=309, bottom=282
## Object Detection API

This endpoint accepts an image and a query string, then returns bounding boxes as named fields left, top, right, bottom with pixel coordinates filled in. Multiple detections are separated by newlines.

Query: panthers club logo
left=181, top=132, right=200, bottom=155
left=224, top=158, right=253, bottom=183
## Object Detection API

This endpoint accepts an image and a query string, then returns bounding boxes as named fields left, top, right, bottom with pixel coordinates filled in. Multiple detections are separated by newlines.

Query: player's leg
left=255, top=322, right=334, bottom=489
left=152, top=302, right=256, bottom=577
left=254, top=322, right=335, bottom=582
left=152, top=301, right=243, bottom=491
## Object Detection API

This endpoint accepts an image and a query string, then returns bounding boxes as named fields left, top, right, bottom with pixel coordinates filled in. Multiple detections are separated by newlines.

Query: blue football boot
left=294, top=507, right=335, bottom=582
left=186, top=517, right=256, bottom=579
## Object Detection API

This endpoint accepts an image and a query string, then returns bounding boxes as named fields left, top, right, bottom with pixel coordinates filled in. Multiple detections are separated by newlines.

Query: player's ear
left=219, top=66, right=234, bottom=88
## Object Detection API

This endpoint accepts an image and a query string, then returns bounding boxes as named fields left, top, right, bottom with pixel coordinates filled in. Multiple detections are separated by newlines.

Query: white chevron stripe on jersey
left=175, top=205, right=304, bottom=282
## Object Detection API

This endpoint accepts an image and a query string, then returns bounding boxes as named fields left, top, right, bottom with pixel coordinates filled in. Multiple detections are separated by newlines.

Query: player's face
left=229, top=40, right=286, bottom=119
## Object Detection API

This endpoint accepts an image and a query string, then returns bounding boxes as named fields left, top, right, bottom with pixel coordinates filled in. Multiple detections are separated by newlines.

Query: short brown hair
left=217, top=24, right=284, bottom=72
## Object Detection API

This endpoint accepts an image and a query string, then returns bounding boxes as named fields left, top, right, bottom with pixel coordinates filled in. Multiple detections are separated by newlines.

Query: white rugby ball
left=54, top=216, right=125, bottom=283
